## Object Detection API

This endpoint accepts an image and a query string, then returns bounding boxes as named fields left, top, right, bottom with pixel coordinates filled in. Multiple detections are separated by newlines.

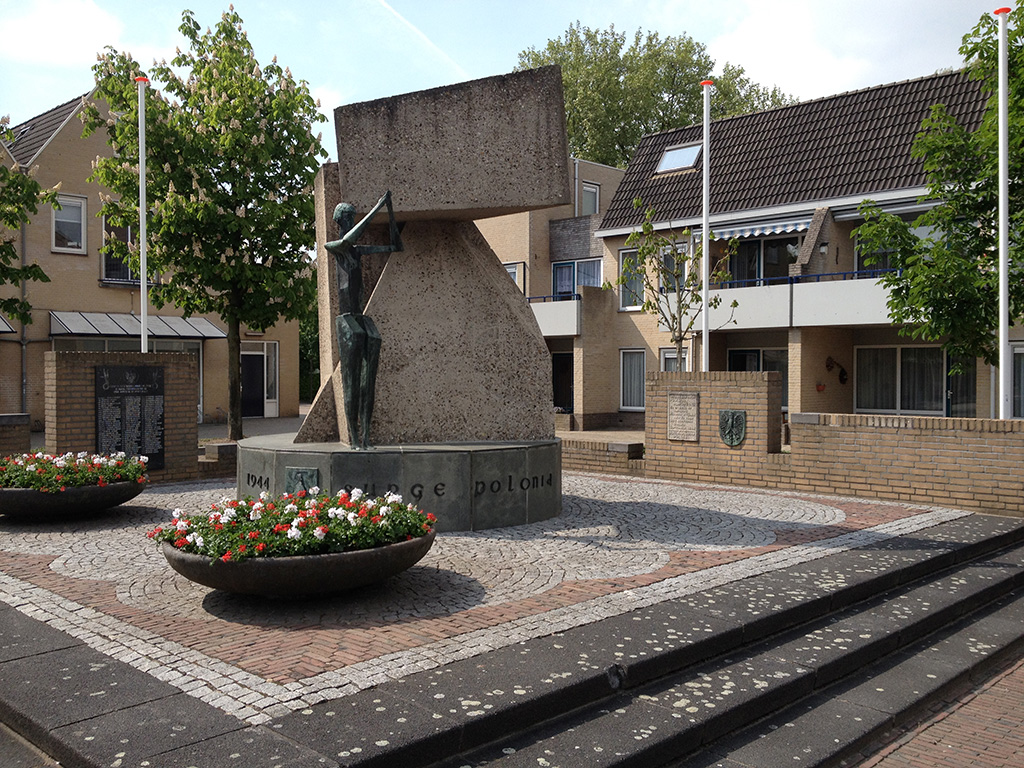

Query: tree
left=517, top=23, right=794, bottom=168
left=613, top=200, right=736, bottom=366
left=0, top=116, right=54, bottom=326
left=855, top=8, right=1024, bottom=368
left=84, top=7, right=326, bottom=440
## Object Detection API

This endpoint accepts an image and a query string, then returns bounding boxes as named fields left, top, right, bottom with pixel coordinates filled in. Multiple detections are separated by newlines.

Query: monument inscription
left=95, top=365, right=165, bottom=470
left=667, top=392, right=699, bottom=442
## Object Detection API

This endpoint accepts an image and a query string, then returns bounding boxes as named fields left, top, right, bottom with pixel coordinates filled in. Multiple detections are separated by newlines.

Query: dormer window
left=655, top=143, right=701, bottom=174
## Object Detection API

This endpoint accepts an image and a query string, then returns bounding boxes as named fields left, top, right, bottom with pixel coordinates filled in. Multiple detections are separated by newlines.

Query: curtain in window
left=553, top=263, right=575, bottom=296
left=576, top=259, right=602, bottom=287
left=947, top=355, right=976, bottom=417
left=900, top=347, right=943, bottom=412
left=621, top=350, right=645, bottom=409
left=856, top=348, right=897, bottom=410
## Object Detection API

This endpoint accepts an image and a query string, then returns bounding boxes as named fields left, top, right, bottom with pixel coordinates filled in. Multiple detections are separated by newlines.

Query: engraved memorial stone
left=95, top=365, right=165, bottom=470
left=667, top=392, right=699, bottom=442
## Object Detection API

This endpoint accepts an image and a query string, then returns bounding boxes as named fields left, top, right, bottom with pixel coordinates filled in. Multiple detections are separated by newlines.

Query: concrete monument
left=237, top=66, right=569, bottom=531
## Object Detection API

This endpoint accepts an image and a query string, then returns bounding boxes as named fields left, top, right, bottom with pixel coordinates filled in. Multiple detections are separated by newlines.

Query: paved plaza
left=0, top=472, right=970, bottom=730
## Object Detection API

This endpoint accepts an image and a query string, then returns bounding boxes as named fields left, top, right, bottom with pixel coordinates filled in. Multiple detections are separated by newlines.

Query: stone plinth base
left=237, top=435, right=561, bottom=532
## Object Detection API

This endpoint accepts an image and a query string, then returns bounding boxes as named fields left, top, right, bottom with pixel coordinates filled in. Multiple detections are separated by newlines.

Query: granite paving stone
left=0, top=471, right=997, bottom=767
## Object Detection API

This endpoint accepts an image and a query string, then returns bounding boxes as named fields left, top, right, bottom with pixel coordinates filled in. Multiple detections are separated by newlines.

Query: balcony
left=678, top=270, right=896, bottom=332
left=528, top=294, right=581, bottom=337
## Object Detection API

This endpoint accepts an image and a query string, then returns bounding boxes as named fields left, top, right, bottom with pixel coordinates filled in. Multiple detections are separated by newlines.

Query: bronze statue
left=324, top=191, right=403, bottom=448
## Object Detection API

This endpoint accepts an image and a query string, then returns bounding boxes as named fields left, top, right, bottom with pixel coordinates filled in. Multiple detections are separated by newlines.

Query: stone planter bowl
left=0, top=482, right=147, bottom=520
left=161, top=530, right=436, bottom=597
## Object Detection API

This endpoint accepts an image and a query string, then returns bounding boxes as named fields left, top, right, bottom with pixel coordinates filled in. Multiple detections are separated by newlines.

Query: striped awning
left=50, top=311, right=226, bottom=339
left=705, top=219, right=812, bottom=241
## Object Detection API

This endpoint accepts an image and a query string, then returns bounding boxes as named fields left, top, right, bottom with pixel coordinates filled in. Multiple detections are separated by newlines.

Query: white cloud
left=1, top=0, right=124, bottom=68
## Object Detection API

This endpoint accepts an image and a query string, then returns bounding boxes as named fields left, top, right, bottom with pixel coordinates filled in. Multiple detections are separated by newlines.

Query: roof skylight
left=656, top=143, right=701, bottom=173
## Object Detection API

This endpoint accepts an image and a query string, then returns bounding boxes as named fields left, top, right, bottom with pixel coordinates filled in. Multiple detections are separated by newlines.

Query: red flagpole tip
left=701, top=79, right=714, bottom=86
left=135, top=76, right=149, bottom=83
left=994, top=7, right=1011, bottom=14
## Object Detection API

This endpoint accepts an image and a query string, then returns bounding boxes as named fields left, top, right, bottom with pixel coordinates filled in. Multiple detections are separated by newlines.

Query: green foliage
left=147, top=488, right=436, bottom=562
left=517, top=23, right=794, bottom=167
left=298, top=295, right=320, bottom=402
left=0, top=452, right=148, bottom=492
left=0, top=115, right=54, bottom=326
left=615, top=199, right=736, bottom=363
left=83, top=7, right=325, bottom=437
left=855, top=7, right=1024, bottom=367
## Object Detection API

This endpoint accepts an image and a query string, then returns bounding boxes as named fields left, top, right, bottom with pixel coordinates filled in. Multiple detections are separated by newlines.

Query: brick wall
left=44, top=351, right=199, bottom=483
left=0, top=414, right=30, bottom=456
left=560, top=436, right=644, bottom=476
left=639, top=371, right=1024, bottom=516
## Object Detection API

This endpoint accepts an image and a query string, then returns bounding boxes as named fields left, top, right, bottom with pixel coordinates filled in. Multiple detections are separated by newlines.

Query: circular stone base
left=236, top=435, right=561, bottom=532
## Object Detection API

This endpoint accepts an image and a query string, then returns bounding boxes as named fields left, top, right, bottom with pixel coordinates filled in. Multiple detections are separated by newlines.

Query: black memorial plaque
left=95, top=365, right=165, bottom=470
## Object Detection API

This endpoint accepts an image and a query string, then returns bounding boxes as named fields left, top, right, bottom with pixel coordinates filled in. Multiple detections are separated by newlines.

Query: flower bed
left=0, top=452, right=149, bottom=519
left=148, top=487, right=436, bottom=562
left=1, top=451, right=148, bottom=492
left=149, top=488, right=438, bottom=596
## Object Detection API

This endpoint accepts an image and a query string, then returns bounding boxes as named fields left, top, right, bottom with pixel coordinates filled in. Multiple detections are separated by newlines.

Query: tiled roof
left=4, top=94, right=87, bottom=167
left=600, top=71, right=988, bottom=232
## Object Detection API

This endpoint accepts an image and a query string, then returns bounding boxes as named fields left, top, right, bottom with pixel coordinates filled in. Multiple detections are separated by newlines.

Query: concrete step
left=267, top=514, right=1024, bottom=768
left=444, top=538, right=1024, bottom=767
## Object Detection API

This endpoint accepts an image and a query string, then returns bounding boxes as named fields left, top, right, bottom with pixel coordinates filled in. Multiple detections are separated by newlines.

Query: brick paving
left=846, top=649, right=1024, bottom=768
left=0, top=472, right=971, bottom=728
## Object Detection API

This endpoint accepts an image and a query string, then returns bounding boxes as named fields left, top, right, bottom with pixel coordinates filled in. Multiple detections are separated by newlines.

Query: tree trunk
left=227, top=316, right=243, bottom=441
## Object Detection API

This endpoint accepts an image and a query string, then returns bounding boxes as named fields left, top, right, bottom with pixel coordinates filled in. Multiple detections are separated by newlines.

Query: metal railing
left=712, top=268, right=898, bottom=290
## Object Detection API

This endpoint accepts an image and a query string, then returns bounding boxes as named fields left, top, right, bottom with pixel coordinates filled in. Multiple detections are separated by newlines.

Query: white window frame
left=656, top=143, right=702, bottom=174
left=660, top=347, right=688, bottom=372
left=580, top=182, right=599, bottom=215
left=620, top=348, right=646, bottom=411
left=618, top=249, right=643, bottom=310
left=52, top=194, right=87, bottom=254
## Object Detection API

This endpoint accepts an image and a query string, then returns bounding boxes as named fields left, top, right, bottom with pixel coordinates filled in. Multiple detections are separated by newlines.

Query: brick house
left=477, top=157, right=624, bottom=428
left=583, top=70, right=1020, bottom=431
left=1, top=95, right=300, bottom=429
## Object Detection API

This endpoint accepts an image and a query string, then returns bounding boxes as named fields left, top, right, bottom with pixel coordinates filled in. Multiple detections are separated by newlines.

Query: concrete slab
left=333, top=66, right=569, bottom=221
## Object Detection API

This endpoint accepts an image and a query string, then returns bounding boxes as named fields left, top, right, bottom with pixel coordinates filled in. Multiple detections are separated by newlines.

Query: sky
left=0, top=0, right=1007, bottom=161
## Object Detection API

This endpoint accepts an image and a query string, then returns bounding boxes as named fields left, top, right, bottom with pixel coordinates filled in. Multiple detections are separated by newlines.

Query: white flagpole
left=996, top=8, right=1010, bottom=418
left=136, top=76, right=149, bottom=353
left=701, top=79, right=713, bottom=372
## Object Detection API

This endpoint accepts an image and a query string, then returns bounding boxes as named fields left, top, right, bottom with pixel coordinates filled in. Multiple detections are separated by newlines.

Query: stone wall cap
left=790, top=412, right=823, bottom=424
left=0, top=413, right=30, bottom=426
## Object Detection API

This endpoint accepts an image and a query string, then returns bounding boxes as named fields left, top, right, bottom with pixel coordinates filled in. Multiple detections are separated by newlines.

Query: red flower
left=174, top=537, right=188, bottom=548
left=296, top=490, right=307, bottom=498
left=255, top=543, right=266, bottom=552
left=237, top=545, right=247, bottom=553
left=247, top=531, right=259, bottom=539
left=426, top=513, right=437, bottom=523
left=221, top=551, right=232, bottom=562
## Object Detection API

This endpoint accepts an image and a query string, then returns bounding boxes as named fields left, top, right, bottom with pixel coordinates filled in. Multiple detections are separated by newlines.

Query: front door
left=241, top=353, right=265, bottom=417
left=552, top=353, right=574, bottom=412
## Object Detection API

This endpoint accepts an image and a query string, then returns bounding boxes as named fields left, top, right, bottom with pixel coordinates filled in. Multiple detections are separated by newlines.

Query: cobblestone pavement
left=0, top=473, right=969, bottom=727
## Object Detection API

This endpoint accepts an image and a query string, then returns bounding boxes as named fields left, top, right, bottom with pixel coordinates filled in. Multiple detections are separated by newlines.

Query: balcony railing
left=713, top=268, right=899, bottom=289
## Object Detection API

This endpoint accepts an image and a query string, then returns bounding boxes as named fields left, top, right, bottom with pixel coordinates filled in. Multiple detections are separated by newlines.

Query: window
left=621, top=349, right=646, bottom=410
left=1014, top=348, right=1024, bottom=418
left=728, top=348, right=789, bottom=406
left=552, top=258, right=602, bottom=298
left=728, top=236, right=796, bottom=285
left=102, top=222, right=138, bottom=283
left=856, top=222, right=933, bottom=275
left=580, top=182, right=599, bottom=215
left=660, top=348, right=687, bottom=372
left=855, top=346, right=971, bottom=415
left=504, top=262, right=523, bottom=292
left=53, top=195, right=86, bottom=253
left=659, top=244, right=686, bottom=294
left=656, top=144, right=701, bottom=173
left=618, top=249, right=643, bottom=310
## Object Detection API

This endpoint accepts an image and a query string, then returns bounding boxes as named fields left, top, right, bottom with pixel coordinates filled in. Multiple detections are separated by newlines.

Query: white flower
left=172, top=508, right=183, bottom=519
left=175, top=519, right=189, bottom=531
left=249, top=509, right=262, bottom=521
left=286, top=527, right=302, bottom=540
left=347, top=511, right=359, bottom=525
left=385, top=491, right=402, bottom=505
left=350, top=488, right=364, bottom=501
left=313, top=527, right=326, bottom=540
left=310, top=486, right=321, bottom=496
left=285, top=503, right=298, bottom=514
left=259, top=491, right=270, bottom=501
